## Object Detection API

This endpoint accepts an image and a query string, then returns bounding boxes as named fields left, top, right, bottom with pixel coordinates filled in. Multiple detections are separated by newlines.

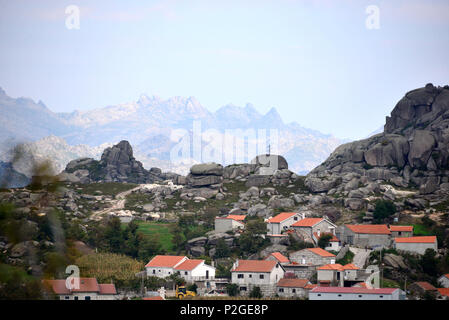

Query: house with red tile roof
left=394, top=236, right=438, bottom=255
left=437, top=288, right=449, bottom=300
left=309, top=286, right=405, bottom=300
left=438, top=274, right=449, bottom=288
left=231, top=260, right=285, bottom=296
left=276, top=278, right=311, bottom=298
left=291, top=217, right=337, bottom=244
left=316, top=263, right=369, bottom=287
left=389, top=225, right=413, bottom=238
left=43, top=277, right=118, bottom=300
left=266, top=212, right=305, bottom=235
left=264, top=252, right=290, bottom=265
left=409, top=281, right=439, bottom=298
left=289, top=247, right=336, bottom=268
left=145, top=255, right=215, bottom=282
left=340, top=224, right=392, bottom=249
left=215, top=214, right=245, bottom=233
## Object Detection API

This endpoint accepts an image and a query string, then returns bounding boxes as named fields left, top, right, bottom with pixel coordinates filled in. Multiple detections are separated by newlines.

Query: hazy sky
left=0, top=0, right=448, bottom=140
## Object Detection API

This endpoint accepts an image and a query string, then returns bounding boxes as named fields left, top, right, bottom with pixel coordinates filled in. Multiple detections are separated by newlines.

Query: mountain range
left=0, top=87, right=345, bottom=176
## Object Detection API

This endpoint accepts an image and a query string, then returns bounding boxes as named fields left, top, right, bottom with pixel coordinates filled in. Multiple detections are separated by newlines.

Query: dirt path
left=349, top=247, right=372, bottom=269
left=89, top=185, right=144, bottom=221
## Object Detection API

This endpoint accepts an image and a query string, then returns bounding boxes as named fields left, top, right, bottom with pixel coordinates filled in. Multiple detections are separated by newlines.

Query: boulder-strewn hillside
left=0, top=161, right=30, bottom=188
left=306, top=83, right=449, bottom=211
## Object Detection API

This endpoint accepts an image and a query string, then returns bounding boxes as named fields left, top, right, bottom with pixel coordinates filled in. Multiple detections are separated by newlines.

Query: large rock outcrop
left=305, top=84, right=449, bottom=208
left=59, top=140, right=181, bottom=184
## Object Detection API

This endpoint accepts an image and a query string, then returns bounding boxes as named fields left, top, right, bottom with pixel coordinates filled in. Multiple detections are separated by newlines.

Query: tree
left=215, top=238, right=230, bottom=258
left=187, top=283, right=198, bottom=293
left=226, top=283, right=238, bottom=297
left=421, top=248, right=438, bottom=276
left=246, top=218, right=267, bottom=235
left=373, top=200, right=396, bottom=223
left=249, top=286, right=263, bottom=298
left=318, top=234, right=332, bottom=249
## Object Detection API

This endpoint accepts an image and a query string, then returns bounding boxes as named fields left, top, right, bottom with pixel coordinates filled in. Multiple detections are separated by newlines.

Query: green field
left=135, top=221, right=175, bottom=253
left=413, top=224, right=432, bottom=236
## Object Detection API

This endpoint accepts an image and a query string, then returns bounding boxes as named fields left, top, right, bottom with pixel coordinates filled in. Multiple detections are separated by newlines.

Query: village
left=43, top=211, right=449, bottom=301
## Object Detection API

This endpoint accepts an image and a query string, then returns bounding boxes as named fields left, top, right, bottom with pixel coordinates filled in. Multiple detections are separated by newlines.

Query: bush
left=318, top=234, right=332, bottom=249
left=226, top=283, right=238, bottom=297
left=249, top=286, right=263, bottom=298
left=373, top=200, right=396, bottom=223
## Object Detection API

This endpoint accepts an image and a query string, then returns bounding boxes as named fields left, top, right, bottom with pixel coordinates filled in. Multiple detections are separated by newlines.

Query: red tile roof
left=292, top=218, right=323, bottom=227
left=145, top=255, right=186, bottom=268
left=267, top=252, right=289, bottom=263
left=277, top=278, right=309, bottom=288
left=389, top=225, right=413, bottom=232
left=98, top=284, right=117, bottom=295
left=305, top=284, right=317, bottom=290
left=442, top=274, right=449, bottom=280
left=395, top=236, right=437, bottom=243
left=226, top=215, right=246, bottom=221
left=306, top=248, right=336, bottom=257
left=317, top=263, right=344, bottom=271
left=175, top=259, right=204, bottom=271
left=267, top=212, right=299, bottom=223
left=43, top=278, right=116, bottom=295
left=346, top=224, right=391, bottom=235
left=71, top=278, right=100, bottom=293
left=232, top=260, right=278, bottom=273
left=311, top=287, right=398, bottom=294
left=414, top=281, right=437, bottom=291
left=342, top=263, right=359, bottom=270
left=438, top=288, right=449, bottom=297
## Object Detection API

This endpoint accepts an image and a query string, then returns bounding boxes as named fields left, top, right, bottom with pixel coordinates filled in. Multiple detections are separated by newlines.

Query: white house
left=266, top=212, right=304, bottom=235
left=231, top=260, right=285, bottom=296
left=215, top=215, right=245, bottom=233
left=317, top=263, right=361, bottom=287
left=145, top=255, right=188, bottom=278
left=438, top=274, right=449, bottom=288
left=145, top=255, right=215, bottom=282
left=394, top=236, right=438, bottom=255
left=174, top=259, right=216, bottom=282
left=309, top=287, right=405, bottom=300
left=276, top=278, right=311, bottom=299
left=43, top=278, right=118, bottom=300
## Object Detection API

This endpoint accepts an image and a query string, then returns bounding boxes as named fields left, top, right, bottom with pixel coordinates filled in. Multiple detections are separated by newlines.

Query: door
left=206, top=270, right=209, bottom=279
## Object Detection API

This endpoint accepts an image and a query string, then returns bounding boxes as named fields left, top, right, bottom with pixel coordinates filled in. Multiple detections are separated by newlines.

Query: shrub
left=373, top=200, right=396, bottom=223
left=226, top=283, right=238, bottom=297
left=249, top=286, right=263, bottom=298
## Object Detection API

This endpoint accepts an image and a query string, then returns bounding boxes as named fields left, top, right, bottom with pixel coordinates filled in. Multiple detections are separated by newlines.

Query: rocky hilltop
left=305, top=83, right=449, bottom=211
left=59, top=140, right=181, bottom=184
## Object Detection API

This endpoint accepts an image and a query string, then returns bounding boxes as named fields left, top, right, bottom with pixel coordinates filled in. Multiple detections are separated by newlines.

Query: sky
left=0, top=0, right=448, bottom=140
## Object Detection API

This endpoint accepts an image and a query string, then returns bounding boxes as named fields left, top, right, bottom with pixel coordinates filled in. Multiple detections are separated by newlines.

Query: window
left=259, top=275, right=264, bottom=279
left=185, top=271, right=188, bottom=275
left=279, top=288, right=284, bottom=293
left=65, top=296, right=69, bottom=300
left=379, top=295, right=383, bottom=298
left=292, top=289, right=296, bottom=293
left=358, top=295, right=362, bottom=298
left=240, top=287, right=247, bottom=291
left=238, top=274, right=244, bottom=279
left=294, top=217, right=298, bottom=221
left=74, top=297, right=78, bottom=300
left=317, top=294, right=321, bottom=297
left=338, top=294, right=342, bottom=297
left=152, top=270, right=155, bottom=274
left=249, top=274, right=252, bottom=278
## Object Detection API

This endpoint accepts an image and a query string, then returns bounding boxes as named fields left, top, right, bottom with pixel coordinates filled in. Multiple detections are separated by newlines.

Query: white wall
left=438, top=276, right=449, bottom=288
left=395, top=242, right=438, bottom=255
left=309, top=290, right=402, bottom=300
